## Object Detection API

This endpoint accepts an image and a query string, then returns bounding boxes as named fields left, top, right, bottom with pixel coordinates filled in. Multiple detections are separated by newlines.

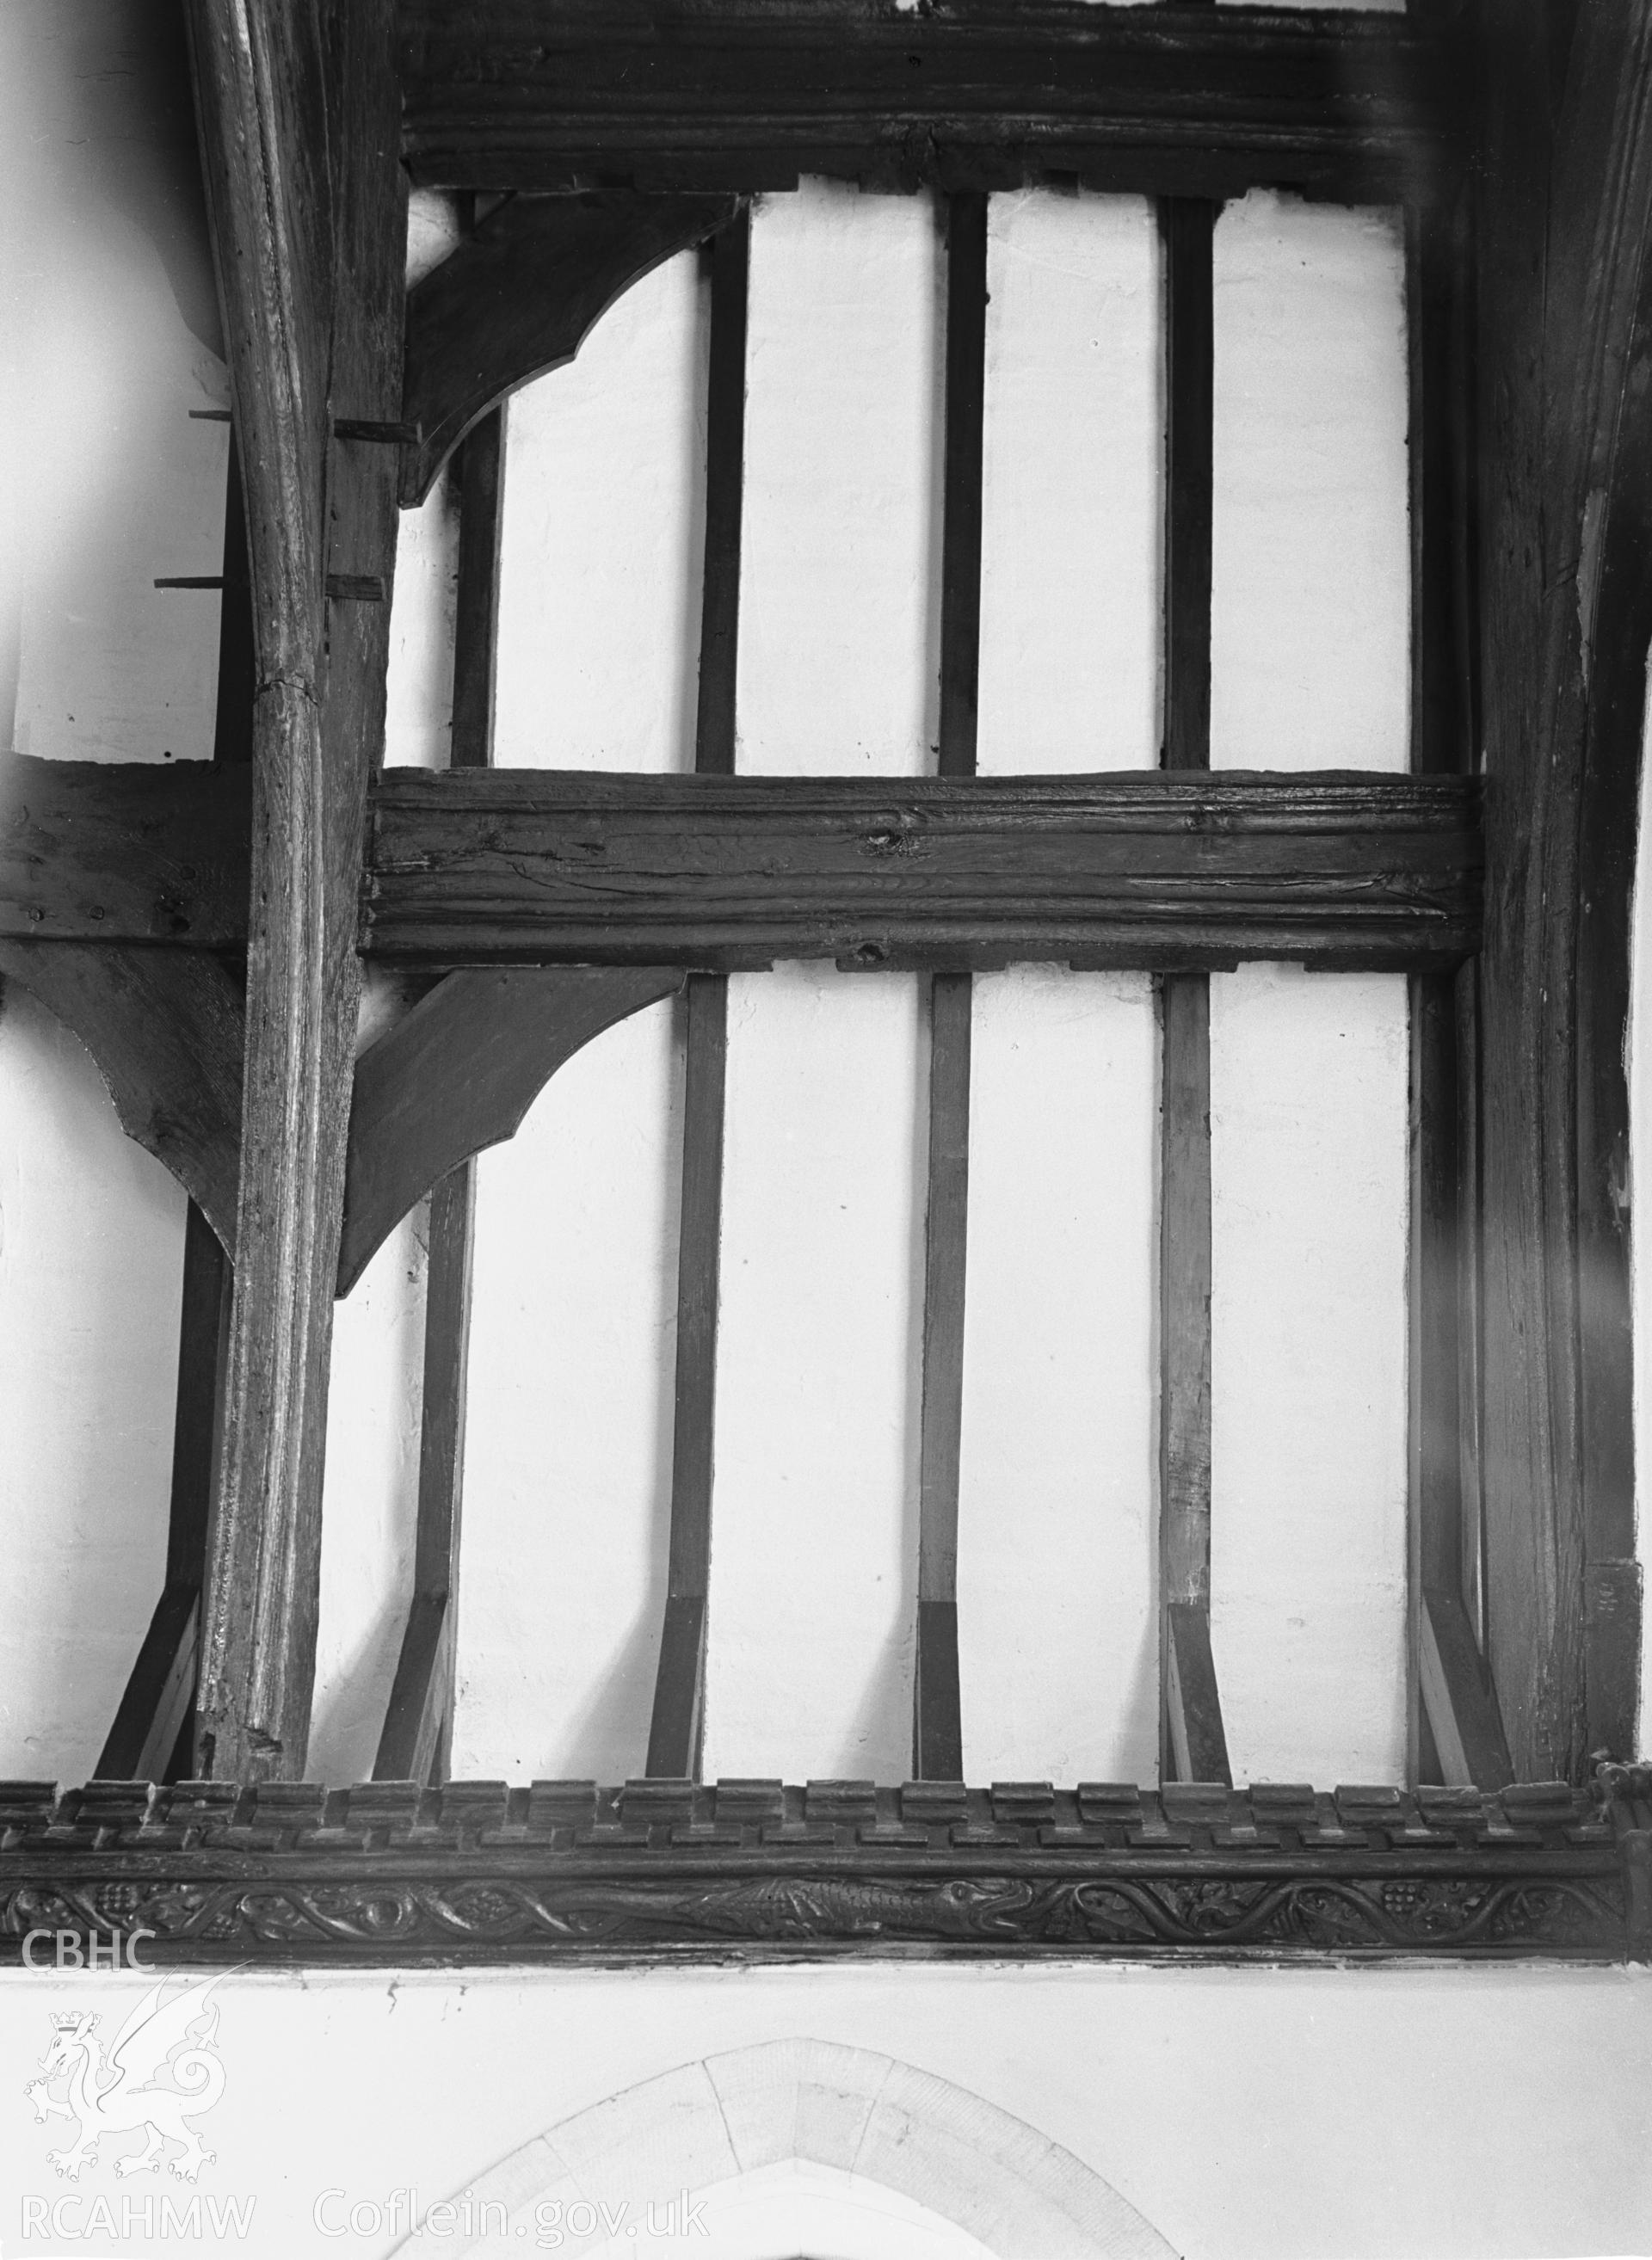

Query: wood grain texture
left=693, top=207, right=750, bottom=773
left=1164, top=1603, right=1231, bottom=1788
left=1473, top=2, right=1652, bottom=1777
left=1162, top=197, right=1214, bottom=775
left=375, top=1165, right=475, bottom=1782
left=96, top=1205, right=231, bottom=1783
left=1159, top=975, right=1211, bottom=1618
left=1407, top=197, right=1475, bottom=785
left=401, top=189, right=740, bottom=502
left=413, top=1172, right=478, bottom=1607
left=94, top=1590, right=201, bottom=1787
left=166, top=1202, right=235, bottom=1595
left=646, top=978, right=728, bottom=1780
left=188, top=0, right=403, bottom=1780
left=0, top=1779, right=1627, bottom=1966
left=339, top=964, right=686, bottom=1294
left=365, top=768, right=1482, bottom=969
left=0, top=754, right=250, bottom=946
left=374, top=1595, right=453, bottom=1785
left=449, top=411, right=505, bottom=770
left=644, top=225, right=748, bottom=1778
left=399, top=2, right=1455, bottom=203
left=1159, top=973, right=1216, bottom=1791
left=0, top=943, right=244, bottom=1254
left=375, top=355, right=500, bottom=1785
left=1156, top=180, right=1224, bottom=1791
left=1421, top=1592, right=1513, bottom=1792
left=646, top=1599, right=708, bottom=1785
left=1570, top=41, right=1652, bottom=1764
left=1409, top=970, right=1511, bottom=1789
left=213, top=434, right=257, bottom=767
left=915, top=972, right=971, bottom=1783
left=910, top=193, right=983, bottom=1784
left=938, top=192, right=986, bottom=779
left=1405, top=183, right=1494, bottom=1787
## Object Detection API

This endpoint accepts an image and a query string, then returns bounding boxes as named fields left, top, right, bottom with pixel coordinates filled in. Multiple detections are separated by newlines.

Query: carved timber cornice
left=0, top=1777, right=1637, bottom=1966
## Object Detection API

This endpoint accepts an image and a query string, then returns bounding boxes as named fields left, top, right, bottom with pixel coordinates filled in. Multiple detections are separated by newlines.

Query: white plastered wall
left=2, top=1961, right=1649, bottom=2260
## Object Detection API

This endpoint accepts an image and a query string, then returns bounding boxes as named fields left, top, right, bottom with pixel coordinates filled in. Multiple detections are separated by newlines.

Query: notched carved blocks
left=0, top=1776, right=1633, bottom=1967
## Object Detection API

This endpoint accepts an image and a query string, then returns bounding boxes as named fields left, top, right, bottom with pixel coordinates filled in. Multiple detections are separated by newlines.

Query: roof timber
left=185, top=0, right=404, bottom=1784
left=398, top=0, right=1458, bottom=202
left=363, top=768, right=1483, bottom=971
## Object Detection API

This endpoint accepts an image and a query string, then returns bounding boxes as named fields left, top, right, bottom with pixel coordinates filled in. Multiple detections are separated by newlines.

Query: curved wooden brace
left=337, top=964, right=685, bottom=1295
left=400, top=191, right=742, bottom=504
left=0, top=941, right=244, bottom=1256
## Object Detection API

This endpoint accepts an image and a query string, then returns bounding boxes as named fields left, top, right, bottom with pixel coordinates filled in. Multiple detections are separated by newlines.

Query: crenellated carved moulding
left=0, top=1776, right=1644, bottom=1966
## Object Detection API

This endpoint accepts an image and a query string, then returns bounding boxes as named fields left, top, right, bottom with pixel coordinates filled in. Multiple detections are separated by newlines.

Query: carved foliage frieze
left=0, top=1780, right=1633, bottom=1966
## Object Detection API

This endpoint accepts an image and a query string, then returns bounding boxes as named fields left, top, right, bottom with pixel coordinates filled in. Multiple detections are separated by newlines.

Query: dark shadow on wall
left=46, top=1, right=222, bottom=358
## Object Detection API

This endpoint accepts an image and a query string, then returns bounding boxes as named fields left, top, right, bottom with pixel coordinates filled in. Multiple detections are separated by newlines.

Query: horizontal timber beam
left=0, top=1777, right=1631, bottom=1963
left=0, top=754, right=250, bottom=946
left=364, top=768, right=1482, bottom=970
left=398, top=2, right=1457, bottom=203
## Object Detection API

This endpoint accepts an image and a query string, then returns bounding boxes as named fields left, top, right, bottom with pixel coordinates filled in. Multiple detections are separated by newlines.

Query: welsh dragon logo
left=23, top=1978, right=227, bottom=2183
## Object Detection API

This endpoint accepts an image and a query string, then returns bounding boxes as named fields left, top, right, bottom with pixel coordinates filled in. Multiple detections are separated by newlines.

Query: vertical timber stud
left=188, top=0, right=404, bottom=1779
left=646, top=976, right=729, bottom=1777
left=1158, top=192, right=1230, bottom=1789
left=449, top=412, right=505, bottom=773
left=914, top=191, right=987, bottom=1782
left=96, top=1204, right=231, bottom=1782
left=1568, top=28, right=1652, bottom=1764
left=213, top=434, right=256, bottom=769
left=1406, top=192, right=1512, bottom=1789
left=915, top=972, right=971, bottom=1779
left=646, top=209, right=749, bottom=1779
left=376, top=1167, right=478, bottom=1783
left=374, top=407, right=502, bottom=1785
left=1474, top=3, right=1652, bottom=1777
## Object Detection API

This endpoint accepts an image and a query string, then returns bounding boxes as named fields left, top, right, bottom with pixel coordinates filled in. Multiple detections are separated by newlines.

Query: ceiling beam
left=398, top=1, right=1458, bottom=201
left=363, top=767, right=1482, bottom=971
left=0, top=754, right=250, bottom=946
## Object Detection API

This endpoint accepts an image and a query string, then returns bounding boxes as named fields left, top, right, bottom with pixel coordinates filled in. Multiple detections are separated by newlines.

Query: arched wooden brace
left=400, top=190, right=742, bottom=505
left=0, top=942, right=243, bottom=1256
left=337, top=964, right=686, bottom=1296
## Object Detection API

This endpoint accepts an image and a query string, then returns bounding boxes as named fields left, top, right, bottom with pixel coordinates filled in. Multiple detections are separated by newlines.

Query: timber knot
left=860, top=821, right=921, bottom=859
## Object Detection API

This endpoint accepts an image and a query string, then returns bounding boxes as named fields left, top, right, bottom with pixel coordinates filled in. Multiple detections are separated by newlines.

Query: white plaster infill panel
left=391, top=2037, right=1175, bottom=2260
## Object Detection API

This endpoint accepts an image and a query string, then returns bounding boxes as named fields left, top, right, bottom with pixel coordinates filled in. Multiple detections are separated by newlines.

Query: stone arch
left=392, top=2036, right=1176, bottom=2260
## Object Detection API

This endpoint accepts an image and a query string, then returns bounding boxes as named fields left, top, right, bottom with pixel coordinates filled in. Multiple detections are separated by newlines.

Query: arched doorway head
left=393, top=2036, right=1175, bottom=2259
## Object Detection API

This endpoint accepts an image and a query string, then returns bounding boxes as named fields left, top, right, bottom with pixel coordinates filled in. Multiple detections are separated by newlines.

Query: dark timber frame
left=6, top=0, right=1652, bottom=1966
